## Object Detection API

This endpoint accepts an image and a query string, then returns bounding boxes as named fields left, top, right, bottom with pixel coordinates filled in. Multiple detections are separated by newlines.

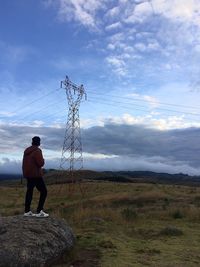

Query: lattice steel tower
left=60, top=76, right=86, bottom=173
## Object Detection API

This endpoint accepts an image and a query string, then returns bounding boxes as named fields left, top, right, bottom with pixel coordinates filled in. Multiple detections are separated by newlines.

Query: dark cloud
left=0, top=158, right=21, bottom=174
left=1, top=123, right=200, bottom=174
left=0, top=124, right=64, bottom=152
left=83, top=155, right=200, bottom=175
left=82, top=124, right=200, bottom=168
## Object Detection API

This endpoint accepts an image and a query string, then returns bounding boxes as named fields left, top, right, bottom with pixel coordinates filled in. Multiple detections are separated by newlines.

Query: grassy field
left=1, top=180, right=200, bottom=266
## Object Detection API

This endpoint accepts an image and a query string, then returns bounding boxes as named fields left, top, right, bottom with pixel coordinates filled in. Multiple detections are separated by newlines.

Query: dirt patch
left=53, top=248, right=101, bottom=267
left=70, top=249, right=101, bottom=267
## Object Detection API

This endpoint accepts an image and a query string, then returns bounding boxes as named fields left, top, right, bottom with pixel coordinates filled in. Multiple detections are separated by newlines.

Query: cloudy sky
left=1, top=0, right=200, bottom=175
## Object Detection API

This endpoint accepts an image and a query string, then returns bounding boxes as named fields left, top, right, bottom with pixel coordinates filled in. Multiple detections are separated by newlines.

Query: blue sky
left=1, top=0, right=200, bottom=175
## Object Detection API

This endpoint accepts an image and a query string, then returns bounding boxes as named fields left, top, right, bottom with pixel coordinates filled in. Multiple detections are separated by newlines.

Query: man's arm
left=34, top=149, right=45, bottom=168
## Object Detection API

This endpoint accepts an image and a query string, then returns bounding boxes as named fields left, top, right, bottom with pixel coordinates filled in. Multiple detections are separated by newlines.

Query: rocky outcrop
left=0, top=215, right=75, bottom=267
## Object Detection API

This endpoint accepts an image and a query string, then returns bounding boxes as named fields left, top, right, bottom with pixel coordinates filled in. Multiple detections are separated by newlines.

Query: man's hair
left=32, top=136, right=41, bottom=146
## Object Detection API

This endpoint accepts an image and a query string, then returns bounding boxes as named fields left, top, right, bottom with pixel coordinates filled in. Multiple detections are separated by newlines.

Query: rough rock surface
left=0, top=215, right=75, bottom=267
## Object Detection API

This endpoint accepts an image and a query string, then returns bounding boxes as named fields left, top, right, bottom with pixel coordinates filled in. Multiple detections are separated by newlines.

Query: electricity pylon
left=60, top=76, right=86, bottom=181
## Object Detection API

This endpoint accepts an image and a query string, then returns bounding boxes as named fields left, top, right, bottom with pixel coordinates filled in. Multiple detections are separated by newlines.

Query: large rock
left=0, top=215, right=75, bottom=267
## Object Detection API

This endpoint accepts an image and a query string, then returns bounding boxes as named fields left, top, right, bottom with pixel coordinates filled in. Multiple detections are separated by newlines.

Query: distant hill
left=0, top=174, right=21, bottom=180
left=114, top=171, right=200, bottom=186
left=0, top=170, right=200, bottom=187
left=44, top=169, right=200, bottom=187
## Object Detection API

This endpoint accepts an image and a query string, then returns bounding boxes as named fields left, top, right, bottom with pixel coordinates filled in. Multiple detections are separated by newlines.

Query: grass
left=1, top=180, right=200, bottom=266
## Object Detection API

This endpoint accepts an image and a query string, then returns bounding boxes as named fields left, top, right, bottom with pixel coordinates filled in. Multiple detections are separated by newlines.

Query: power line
left=88, top=95, right=200, bottom=117
left=8, top=98, right=64, bottom=122
left=20, top=98, right=64, bottom=119
left=1, top=86, right=200, bottom=125
left=87, top=98, right=149, bottom=114
left=1, top=81, right=200, bottom=118
left=0, top=89, right=64, bottom=121
left=1, top=93, right=200, bottom=125
left=87, top=90, right=200, bottom=111
left=10, top=88, right=59, bottom=115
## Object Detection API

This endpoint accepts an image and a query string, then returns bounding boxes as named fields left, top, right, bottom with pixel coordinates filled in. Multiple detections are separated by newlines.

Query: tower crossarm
left=61, top=76, right=87, bottom=105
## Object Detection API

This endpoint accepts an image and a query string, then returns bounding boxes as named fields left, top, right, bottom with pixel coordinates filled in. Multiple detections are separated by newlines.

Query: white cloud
left=84, top=152, right=117, bottom=159
left=32, top=120, right=45, bottom=127
left=80, top=118, right=98, bottom=128
left=101, top=113, right=200, bottom=130
left=105, top=22, right=122, bottom=31
left=134, top=42, right=146, bottom=52
left=49, top=0, right=106, bottom=30
left=45, top=0, right=200, bottom=82
left=152, top=0, right=200, bottom=25
left=147, top=40, right=161, bottom=51
left=107, top=43, right=116, bottom=50
left=106, top=56, right=125, bottom=68
left=125, top=1, right=152, bottom=23
left=105, top=6, right=120, bottom=18
left=143, top=95, right=160, bottom=108
left=106, top=55, right=127, bottom=76
left=0, top=111, right=15, bottom=117
left=127, top=93, right=160, bottom=108
left=109, top=32, right=125, bottom=43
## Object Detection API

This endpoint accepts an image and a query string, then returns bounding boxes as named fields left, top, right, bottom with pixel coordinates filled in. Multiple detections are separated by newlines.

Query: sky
left=1, top=0, right=200, bottom=175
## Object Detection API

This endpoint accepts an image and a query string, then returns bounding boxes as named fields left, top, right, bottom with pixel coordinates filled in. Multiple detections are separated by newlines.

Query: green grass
left=1, top=181, right=200, bottom=266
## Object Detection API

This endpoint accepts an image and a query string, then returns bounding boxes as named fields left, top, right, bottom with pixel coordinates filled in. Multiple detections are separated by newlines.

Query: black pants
left=25, top=177, right=47, bottom=213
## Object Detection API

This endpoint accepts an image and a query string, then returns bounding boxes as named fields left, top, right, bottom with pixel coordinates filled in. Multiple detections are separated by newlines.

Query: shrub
left=98, top=240, right=116, bottom=249
left=162, top=198, right=170, bottom=210
left=172, top=210, right=184, bottom=219
left=159, top=226, right=183, bottom=236
left=121, top=208, right=137, bottom=221
left=193, top=196, right=200, bottom=207
left=136, top=248, right=161, bottom=254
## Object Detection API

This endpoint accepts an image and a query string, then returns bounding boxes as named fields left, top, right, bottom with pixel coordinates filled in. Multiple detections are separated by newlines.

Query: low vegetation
left=1, top=176, right=200, bottom=266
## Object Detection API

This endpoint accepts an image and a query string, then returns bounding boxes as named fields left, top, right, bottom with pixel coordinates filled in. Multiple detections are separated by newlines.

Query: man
left=22, top=136, right=49, bottom=217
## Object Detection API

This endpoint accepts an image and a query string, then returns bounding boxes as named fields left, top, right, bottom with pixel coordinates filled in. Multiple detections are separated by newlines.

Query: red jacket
left=22, top=145, right=44, bottom=178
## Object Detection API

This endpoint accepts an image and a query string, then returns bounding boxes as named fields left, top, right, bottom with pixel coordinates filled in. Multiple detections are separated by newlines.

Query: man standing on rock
left=22, top=136, right=49, bottom=218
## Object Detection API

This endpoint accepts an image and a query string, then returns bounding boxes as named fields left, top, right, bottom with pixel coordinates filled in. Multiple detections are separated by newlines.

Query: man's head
left=32, top=136, right=41, bottom=146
